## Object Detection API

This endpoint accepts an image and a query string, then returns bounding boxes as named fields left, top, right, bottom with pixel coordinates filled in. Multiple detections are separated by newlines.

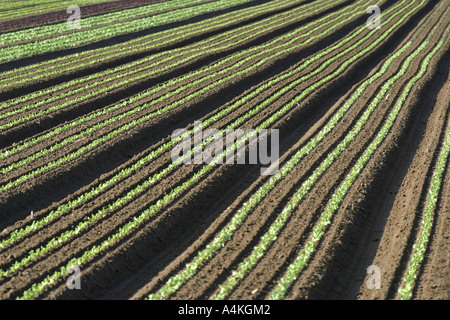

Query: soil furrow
left=0, top=0, right=447, bottom=301
left=0, top=0, right=352, bottom=145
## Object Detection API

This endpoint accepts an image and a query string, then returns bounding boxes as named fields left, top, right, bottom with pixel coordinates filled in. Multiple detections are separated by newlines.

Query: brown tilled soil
left=0, top=1, right=168, bottom=33
left=0, top=0, right=448, bottom=300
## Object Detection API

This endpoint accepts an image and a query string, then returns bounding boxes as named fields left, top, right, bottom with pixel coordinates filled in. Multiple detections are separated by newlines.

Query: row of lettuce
left=0, top=0, right=447, bottom=301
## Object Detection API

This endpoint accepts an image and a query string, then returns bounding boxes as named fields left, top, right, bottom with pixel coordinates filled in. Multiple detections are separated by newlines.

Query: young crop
left=149, top=8, right=419, bottom=298
left=0, top=0, right=373, bottom=252
left=0, top=0, right=367, bottom=191
left=0, top=4, right=371, bottom=274
left=12, top=0, right=425, bottom=299
left=212, top=2, right=431, bottom=300
left=269, top=22, right=448, bottom=301
left=0, top=0, right=300, bottom=90
left=0, top=0, right=337, bottom=125
left=397, top=54, right=450, bottom=301
left=1, top=0, right=231, bottom=38
left=0, top=0, right=114, bottom=20
left=0, top=0, right=339, bottom=132
left=1, top=0, right=208, bottom=40
left=0, top=0, right=400, bottom=265
left=0, top=0, right=255, bottom=62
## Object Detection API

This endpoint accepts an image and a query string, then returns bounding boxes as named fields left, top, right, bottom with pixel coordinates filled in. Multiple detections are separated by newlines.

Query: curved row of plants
left=0, top=0, right=118, bottom=21
left=267, top=24, right=449, bottom=300
left=0, top=0, right=364, bottom=189
left=0, top=0, right=300, bottom=90
left=397, top=71, right=450, bottom=300
left=0, top=0, right=376, bottom=259
left=0, top=0, right=339, bottom=123
left=0, top=0, right=376, bottom=272
left=1, top=0, right=422, bottom=300
left=148, top=0, right=436, bottom=300
left=0, top=0, right=259, bottom=62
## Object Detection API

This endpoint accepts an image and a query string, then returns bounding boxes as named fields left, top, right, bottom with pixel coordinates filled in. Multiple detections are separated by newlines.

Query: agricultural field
left=0, top=0, right=448, bottom=301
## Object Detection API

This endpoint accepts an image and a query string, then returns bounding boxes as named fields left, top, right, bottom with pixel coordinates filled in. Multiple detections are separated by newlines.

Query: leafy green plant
left=0, top=0, right=298, bottom=90
left=0, top=0, right=115, bottom=20
left=0, top=0, right=365, bottom=190
left=0, top=0, right=334, bottom=125
left=397, top=124, right=449, bottom=300
left=269, top=19, right=447, bottom=301
left=0, top=0, right=366, bottom=254
left=0, top=0, right=336, bottom=130
left=0, top=0, right=255, bottom=62
left=12, top=0, right=422, bottom=299
left=397, top=40, right=450, bottom=301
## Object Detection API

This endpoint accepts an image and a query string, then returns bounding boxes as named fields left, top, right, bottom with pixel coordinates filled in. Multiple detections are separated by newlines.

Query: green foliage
left=0, top=0, right=300, bottom=90
left=7, top=0, right=445, bottom=301
left=0, top=0, right=254, bottom=62
left=150, top=0, right=423, bottom=300
left=0, top=0, right=344, bottom=254
left=0, top=0, right=341, bottom=254
left=397, top=45, right=450, bottom=301
left=7, top=0, right=368, bottom=299
left=270, top=12, right=446, bottom=300
left=0, top=0, right=354, bottom=190
left=0, top=0, right=335, bottom=129
left=0, top=0, right=114, bottom=20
